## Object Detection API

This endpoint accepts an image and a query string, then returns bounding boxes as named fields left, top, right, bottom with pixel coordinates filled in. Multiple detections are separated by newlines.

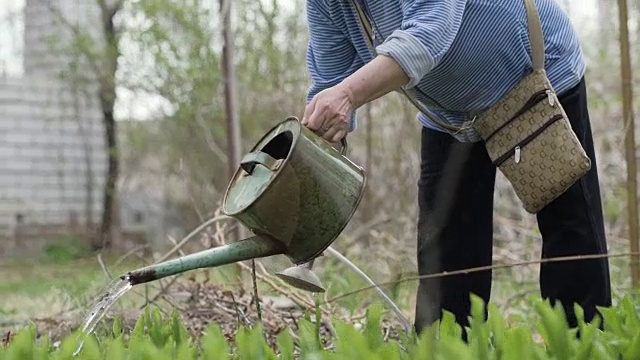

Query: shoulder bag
left=349, top=0, right=591, bottom=214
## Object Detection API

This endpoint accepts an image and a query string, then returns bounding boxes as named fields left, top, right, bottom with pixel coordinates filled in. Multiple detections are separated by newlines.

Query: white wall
left=0, top=0, right=106, bottom=234
left=0, top=77, right=106, bottom=232
left=23, top=0, right=102, bottom=78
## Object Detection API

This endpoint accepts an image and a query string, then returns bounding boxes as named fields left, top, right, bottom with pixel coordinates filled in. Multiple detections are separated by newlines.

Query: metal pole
left=617, top=0, right=639, bottom=287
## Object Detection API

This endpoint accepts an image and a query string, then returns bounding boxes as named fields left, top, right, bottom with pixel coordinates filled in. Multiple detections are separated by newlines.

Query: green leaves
left=200, top=323, right=229, bottom=360
left=237, top=324, right=280, bottom=360
left=3, top=297, right=640, bottom=359
left=535, top=299, right=572, bottom=359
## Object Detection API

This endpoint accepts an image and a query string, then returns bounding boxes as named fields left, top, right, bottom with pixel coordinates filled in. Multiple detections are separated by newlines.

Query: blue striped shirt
left=305, top=0, right=585, bottom=142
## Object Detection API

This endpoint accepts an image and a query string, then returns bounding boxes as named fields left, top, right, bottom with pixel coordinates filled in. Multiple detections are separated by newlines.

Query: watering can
left=123, top=116, right=367, bottom=292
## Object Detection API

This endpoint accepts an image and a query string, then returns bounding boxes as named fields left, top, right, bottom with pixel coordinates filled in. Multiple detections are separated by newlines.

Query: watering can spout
left=124, top=235, right=285, bottom=286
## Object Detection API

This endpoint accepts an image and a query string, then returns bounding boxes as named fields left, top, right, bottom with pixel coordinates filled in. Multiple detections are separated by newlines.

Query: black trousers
left=414, top=77, right=612, bottom=335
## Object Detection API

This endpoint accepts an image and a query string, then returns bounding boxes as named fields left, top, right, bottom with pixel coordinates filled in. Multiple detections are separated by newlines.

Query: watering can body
left=123, top=116, right=366, bottom=286
left=222, top=117, right=367, bottom=264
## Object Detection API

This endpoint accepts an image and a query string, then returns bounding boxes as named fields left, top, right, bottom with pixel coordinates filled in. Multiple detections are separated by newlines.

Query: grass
left=0, top=250, right=294, bottom=332
left=1, top=258, right=113, bottom=298
left=0, top=231, right=635, bottom=347
left=0, top=255, right=138, bottom=327
left=0, top=250, right=412, bottom=336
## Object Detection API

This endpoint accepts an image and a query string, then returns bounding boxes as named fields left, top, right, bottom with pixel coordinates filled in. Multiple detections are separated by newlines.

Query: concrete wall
left=0, top=77, right=106, bottom=235
left=0, top=0, right=106, bottom=240
left=23, top=0, right=102, bottom=79
left=0, top=0, right=189, bottom=256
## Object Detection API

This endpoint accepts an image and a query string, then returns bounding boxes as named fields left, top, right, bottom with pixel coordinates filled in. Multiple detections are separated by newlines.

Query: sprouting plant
left=3, top=296, right=640, bottom=359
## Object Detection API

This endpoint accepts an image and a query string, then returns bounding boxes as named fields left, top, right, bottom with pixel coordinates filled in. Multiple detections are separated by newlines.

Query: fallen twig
left=167, top=234, right=187, bottom=257
left=139, top=276, right=180, bottom=309
left=156, top=215, right=231, bottom=264
left=501, top=289, right=538, bottom=312
left=96, top=253, right=113, bottom=280
left=112, top=244, right=150, bottom=268
left=251, top=260, right=261, bottom=321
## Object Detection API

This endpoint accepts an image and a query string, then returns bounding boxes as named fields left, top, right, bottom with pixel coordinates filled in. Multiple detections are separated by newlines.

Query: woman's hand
left=301, top=55, right=410, bottom=142
left=301, top=84, right=355, bottom=143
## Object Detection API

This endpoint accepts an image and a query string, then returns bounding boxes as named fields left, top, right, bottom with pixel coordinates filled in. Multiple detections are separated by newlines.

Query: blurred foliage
left=18, top=0, right=640, bottom=316
left=42, top=236, right=92, bottom=263
left=115, top=0, right=310, bottom=223
left=110, top=0, right=640, bottom=291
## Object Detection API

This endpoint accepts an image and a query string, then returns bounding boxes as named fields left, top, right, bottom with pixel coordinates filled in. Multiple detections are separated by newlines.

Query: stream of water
left=73, top=275, right=133, bottom=356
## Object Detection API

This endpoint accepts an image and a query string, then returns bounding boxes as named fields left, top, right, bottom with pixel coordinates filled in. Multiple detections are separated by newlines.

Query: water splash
left=73, top=275, right=133, bottom=356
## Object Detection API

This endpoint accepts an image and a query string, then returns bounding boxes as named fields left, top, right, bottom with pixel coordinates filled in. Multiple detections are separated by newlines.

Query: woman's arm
left=376, top=0, right=468, bottom=89
left=339, top=54, right=410, bottom=109
left=303, top=0, right=468, bottom=142
left=301, top=54, right=407, bottom=142
left=305, top=0, right=364, bottom=129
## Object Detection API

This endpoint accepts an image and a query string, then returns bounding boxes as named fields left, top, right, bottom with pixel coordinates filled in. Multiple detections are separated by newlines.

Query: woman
left=301, top=0, right=612, bottom=335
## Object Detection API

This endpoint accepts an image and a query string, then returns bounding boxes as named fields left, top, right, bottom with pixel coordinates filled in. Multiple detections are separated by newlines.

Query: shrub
left=42, top=236, right=91, bottom=263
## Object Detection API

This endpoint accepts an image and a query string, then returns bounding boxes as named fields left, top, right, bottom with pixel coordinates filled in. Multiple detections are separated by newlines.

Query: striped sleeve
left=376, top=0, right=467, bottom=89
left=305, top=0, right=365, bottom=103
left=305, top=0, right=364, bottom=130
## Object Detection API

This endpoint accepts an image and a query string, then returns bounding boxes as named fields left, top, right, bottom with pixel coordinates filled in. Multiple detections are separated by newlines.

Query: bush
left=2, top=295, right=640, bottom=359
left=42, top=236, right=91, bottom=263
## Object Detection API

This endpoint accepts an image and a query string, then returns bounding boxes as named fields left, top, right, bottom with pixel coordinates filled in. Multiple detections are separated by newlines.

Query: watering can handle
left=240, top=136, right=348, bottom=175
left=339, top=137, right=348, bottom=155
left=240, top=151, right=281, bottom=174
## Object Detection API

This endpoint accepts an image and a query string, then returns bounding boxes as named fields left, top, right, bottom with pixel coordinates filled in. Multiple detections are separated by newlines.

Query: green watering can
left=124, top=116, right=367, bottom=292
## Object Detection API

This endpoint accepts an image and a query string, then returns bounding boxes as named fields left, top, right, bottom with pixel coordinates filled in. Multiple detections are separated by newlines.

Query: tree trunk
left=363, top=102, right=374, bottom=246
left=97, top=95, right=118, bottom=250
left=94, top=0, right=122, bottom=250
left=617, top=0, right=639, bottom=287
left=221, top=0, right=242, bottom=242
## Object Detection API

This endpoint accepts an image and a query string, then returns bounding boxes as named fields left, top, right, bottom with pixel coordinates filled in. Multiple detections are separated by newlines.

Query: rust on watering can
left=222, top=116, right=367, bottom=265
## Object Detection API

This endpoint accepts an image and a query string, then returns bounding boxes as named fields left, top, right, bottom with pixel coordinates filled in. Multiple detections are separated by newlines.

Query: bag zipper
left=493, top=113, right=564, bottom=166
left=485, top=89, right=555, bottom=143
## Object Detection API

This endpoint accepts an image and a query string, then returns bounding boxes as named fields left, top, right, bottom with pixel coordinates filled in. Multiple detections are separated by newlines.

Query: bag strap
left=349, top=0, right=546, bottom=132
left=523, top=0, right=545, bottom=70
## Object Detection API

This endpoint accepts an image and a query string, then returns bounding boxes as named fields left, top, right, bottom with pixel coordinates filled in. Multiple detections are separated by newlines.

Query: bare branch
left=327, top=251, right=640, bottom=304
left=96, top=253, right=114, bottom=280
left=155, top=215, right=232, bottom=264
left=34, top=0, right=102, bottom=77
left=96, top=0, right=107, bottom=12
left=194, top=107, right=228, bottom=161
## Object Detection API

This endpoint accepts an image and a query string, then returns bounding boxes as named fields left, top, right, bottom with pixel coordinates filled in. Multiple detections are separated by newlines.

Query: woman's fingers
left=301, top=85, right=353, bottom=142
left=321, top=117, right=347, bottom=142
left=330, top=129, right=348, bottom=143
left=301, top=96, right=319, bottom=128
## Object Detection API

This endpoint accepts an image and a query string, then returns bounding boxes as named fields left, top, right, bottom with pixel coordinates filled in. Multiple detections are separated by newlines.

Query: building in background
left=0, top=0, right=105, bottom=253
left=0, top=0, right=181, bottom=257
